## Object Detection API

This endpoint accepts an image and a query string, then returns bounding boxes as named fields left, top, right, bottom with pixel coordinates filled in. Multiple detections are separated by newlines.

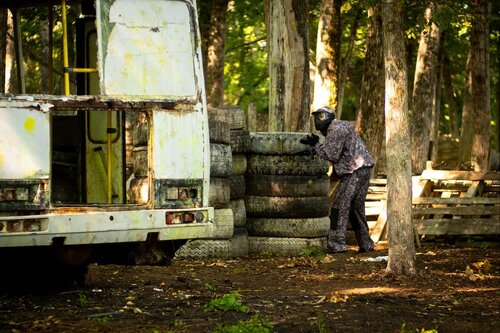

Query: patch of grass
left=233, top=265, right=251, bottom=274
left=78, top=292, right=88, bottom=308
left=205, top=290, right=248, bottom=313
left=213, top=314, right=275, bottom=333
left=300, top=246, right=326, bottom=259
left=205, top=282, right=216, bottom=291
left=316, top=311, right=328, bottom=333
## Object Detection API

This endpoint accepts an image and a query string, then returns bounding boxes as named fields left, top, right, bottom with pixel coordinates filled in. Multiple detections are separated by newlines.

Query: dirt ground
left=1, top=241, right=499, bottom=333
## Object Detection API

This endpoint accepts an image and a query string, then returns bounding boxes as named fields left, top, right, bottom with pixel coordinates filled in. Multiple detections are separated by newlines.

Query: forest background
left=1, top=0, right=499, bottom=173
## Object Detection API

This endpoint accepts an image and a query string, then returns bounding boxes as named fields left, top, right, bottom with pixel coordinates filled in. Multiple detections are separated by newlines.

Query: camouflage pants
left=327, top=167, right=375, bottom=253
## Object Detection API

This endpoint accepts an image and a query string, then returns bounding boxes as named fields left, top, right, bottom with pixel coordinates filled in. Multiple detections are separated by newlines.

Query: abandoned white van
left=0, top=0, right=214, bottom=281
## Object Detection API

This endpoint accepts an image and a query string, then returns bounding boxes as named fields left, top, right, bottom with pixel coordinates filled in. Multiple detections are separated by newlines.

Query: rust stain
left=24, top=117, right=36, bottom=132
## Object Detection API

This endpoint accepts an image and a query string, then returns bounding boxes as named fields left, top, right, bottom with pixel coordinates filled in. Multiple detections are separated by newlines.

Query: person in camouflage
left=300, top=106, right=375, bottom=253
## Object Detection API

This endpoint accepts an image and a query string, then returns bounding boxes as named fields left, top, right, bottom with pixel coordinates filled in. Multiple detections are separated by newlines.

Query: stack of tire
left=245, top=132, right=331, bottom=256
left=175, top=106, right=248, bottom=258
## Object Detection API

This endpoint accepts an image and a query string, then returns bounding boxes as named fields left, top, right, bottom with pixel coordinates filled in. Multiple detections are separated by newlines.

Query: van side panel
left=0, top=103, right=50, bottom=180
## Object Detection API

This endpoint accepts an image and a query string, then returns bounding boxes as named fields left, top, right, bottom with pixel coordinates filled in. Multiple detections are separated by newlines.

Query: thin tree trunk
left=471, top=0, right=491, bottom=171
left=205, top=0, right=229, bottom=107
left=355, top=5, right=385, bottom=176
left=382, top=0, right=416, bottom=277
left=337, top=6, right=362, bottom=119
left=312, top=0, right=340, bottom=113
left=459, top=50, right=473, bottom=169
left=0, top=8, right=6, bottom=93
left=40, top=16, right=50, bottom=94
left=442, top=52, right=458, bottom=138
left=410, top=2, right=441, bottom=174
left=430, top=32, right=444, bottom=164
left=5, top=9, right=15, bottom=93
left=267, top=0, right=310, bottom=132
left=198, top=0, right=212, bottom=76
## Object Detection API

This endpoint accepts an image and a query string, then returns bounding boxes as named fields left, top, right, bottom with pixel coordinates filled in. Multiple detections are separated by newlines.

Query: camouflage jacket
left=313, top=120, right=374, bottom=176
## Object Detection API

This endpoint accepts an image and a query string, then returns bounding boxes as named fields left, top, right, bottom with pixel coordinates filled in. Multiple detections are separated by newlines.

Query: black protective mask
left=313, top=111, right=333, bottom=134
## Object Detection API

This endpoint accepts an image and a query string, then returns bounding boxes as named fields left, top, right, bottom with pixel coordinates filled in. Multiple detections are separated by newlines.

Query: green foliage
left=299, top=245, right=326, bottom=259
left=78, top=292, right=88, bottom=308
left=213, top=314, right=275, bottom=333
left=205, top=290, right=249, bottom=313
left=205, top=282, right=216, bottom=291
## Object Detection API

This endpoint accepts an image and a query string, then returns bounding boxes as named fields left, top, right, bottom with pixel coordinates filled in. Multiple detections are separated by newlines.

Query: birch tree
left=382, top=0, right=416, bottom=276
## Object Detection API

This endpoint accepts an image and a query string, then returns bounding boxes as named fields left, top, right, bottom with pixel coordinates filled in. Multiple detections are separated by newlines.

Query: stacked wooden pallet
left=365, top=170, right=500, bottom=243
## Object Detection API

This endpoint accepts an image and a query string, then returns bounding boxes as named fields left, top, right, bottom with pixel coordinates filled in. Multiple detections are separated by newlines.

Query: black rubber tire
left=247, top=216, right=330, bottom=237
left=228, top=198, right=247, bottom=227
left=245, top=174, right=330, bottom=197
left=248, top=132, right=311, bottom=155
left=231, top=227, right=249, bottom=257
left=245, top=195, right=330, bottom=218
left=208, top=106, right=246, bottom=130
left=231, top=154, right=247, bottom=175
left=213, top=208, right=235, bottom=239
left=230, top=129, right=250, bottom=153
left=210, top=143, right=232, bottom=177
left=175, top=239, right=232, bottom=259
left=209, top=177, right=230, bottom=208
left=248, top=236, right=327, bottom=256
left=229, top=175, right=246, bottom=200
left=209, top=119, right=231, bottom=144
left=246, top=154, right=329, bottom=175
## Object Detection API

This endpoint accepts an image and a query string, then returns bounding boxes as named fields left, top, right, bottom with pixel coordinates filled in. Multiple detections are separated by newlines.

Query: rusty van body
left=0, top=0, right=214, bottom=274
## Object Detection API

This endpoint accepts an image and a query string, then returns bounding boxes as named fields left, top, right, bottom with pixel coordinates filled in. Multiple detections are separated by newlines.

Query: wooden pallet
left=365, top=170, right=500, bottom=242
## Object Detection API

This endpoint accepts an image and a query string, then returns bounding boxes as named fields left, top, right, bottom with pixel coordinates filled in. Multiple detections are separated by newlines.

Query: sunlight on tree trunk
left=0, top=8, right=6, bottom=93
left=355, top=5, right=384, bottom=176
left=410, top=2, right=440, bottom=175
left=382, top=0, right=416, bottom=277
left=312, top=0, right=340, bottom=113
left=266, top=0, right=310, bottom=132
left=430, top=34, right=444, bottom=164
left=5, top=9, right=15, bottom=93
left=470, top=0, right=491, bottom=171
left=205, top=0, right=228, bottom=108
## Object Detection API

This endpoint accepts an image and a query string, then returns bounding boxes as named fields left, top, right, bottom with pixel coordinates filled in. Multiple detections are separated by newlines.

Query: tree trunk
left=430, top=32, right=444, bottom=164
left=0, top=8, right=6, bottom=93
left=205, top=0, right=229, bottom=107
left=470, top=0, right=491, bottom=171
left=410, top=2, right=441, bottom=174
left=442, top=52, right=458, bottom=138
left=40, top=16, right=50, bottom=94
left=5, top=9, right=15, bottom=93
left=382, top=0, right=416, bottom=276
left=267, top=0, right=310, bottom=132
left=198, top=0, right=212, bottom=76
left=459, top=50, right=473, bottom=169
left=355, top=5, right=385, bottom=176
left=312, top=0, right=340, bottom=113
left=337, top=6, right=362, bottom=119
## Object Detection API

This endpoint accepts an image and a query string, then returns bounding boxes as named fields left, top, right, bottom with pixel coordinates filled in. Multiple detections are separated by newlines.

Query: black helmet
left=312, top=106, right=336, bottom=133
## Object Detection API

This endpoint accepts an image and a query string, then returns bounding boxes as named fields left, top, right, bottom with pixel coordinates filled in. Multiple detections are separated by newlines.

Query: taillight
left=165, top=211, right=205, bottom=225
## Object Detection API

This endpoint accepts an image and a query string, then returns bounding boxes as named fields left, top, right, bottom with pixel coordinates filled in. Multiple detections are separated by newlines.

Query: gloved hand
left=299, top=133, right=319, bottom=147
